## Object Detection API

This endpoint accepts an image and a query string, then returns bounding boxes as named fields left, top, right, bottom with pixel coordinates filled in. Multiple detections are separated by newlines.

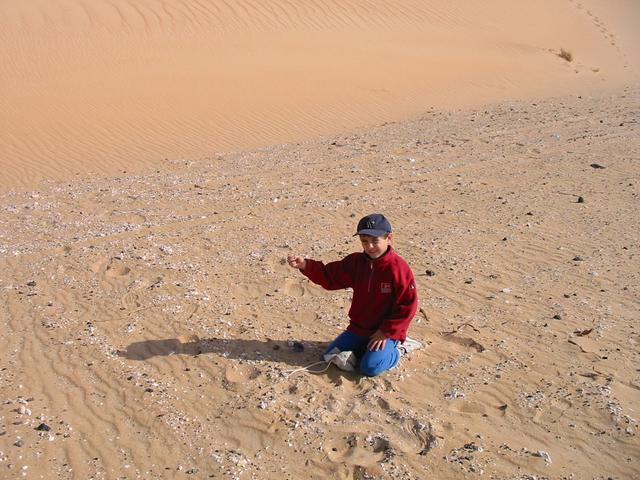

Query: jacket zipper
left=368, top=263, right=374, bottom=293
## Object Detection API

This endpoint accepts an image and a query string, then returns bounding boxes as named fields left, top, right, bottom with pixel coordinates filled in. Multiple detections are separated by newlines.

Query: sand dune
left=1, top=0, right=638, bottom=189
left=1, top=87, right=638, bottom=479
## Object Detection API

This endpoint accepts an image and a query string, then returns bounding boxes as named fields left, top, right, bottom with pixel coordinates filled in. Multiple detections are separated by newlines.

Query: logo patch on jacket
left=380, top=282, right=392, bottom=294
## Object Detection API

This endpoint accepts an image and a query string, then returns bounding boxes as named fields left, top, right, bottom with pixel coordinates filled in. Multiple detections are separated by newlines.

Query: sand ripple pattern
left=1, top=88, right=638, bottom=478
left=1, top=1, right=636, bottom=189
left=0, top=0, right=469, bottom=35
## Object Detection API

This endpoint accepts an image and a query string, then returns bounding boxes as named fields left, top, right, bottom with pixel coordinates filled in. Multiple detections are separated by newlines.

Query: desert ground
left=1, top=1, right=639, bottom=479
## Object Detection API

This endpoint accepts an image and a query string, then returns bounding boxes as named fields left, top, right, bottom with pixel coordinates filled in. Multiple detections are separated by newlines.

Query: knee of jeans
left=359, top=358, right=386, bottom=377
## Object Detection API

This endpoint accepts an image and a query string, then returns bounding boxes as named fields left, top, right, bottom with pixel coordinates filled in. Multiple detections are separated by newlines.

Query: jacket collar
left=364, top=245, right=395, bottom=265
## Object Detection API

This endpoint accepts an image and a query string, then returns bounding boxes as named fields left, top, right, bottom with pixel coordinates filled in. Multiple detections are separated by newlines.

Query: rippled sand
left=1, top=87, right=639, bottom=479
left=1, top=2, right=639, bottom=479
left=1, top=0, right=638, bottom=188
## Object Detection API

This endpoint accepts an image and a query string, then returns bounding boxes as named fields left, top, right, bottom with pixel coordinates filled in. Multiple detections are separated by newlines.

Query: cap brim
left=354, top=229, right=389, bottom=237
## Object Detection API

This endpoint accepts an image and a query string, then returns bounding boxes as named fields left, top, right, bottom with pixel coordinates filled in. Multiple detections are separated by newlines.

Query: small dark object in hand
left=292, top=341, right=304, bottom=352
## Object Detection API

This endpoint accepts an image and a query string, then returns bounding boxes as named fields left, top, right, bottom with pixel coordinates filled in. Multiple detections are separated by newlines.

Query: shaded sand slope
left=1, top=88, right=638, bottom=478
left=1, top=0, right=639, bottom=189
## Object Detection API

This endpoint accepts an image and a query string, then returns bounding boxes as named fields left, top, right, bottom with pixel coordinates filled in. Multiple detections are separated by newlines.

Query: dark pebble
left=590, top=163, right=606, bottom=169
left=572, top=256, right=584, bottom=261
left=425, top=269, right=436, bottom=277
left=26, top=281, right=37, bottom=287
left=35, top=423, right=51, bottom=432
left=577, top=196, right=585, bottom=203
left=553, top=314, right=562, bottom=320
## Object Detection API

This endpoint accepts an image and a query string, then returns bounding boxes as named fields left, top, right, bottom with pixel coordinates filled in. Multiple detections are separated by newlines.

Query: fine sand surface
left=1, top=0, right=639, bottom=189
left=2, top=1, right=640, bottom=479
left=1, top=87, right=639, bottom=478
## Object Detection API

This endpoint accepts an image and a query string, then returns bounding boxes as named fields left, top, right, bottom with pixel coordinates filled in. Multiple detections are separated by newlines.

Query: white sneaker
left=398, top=336, right=423, bottom=356
left=323, top=347, right=357, bottom=371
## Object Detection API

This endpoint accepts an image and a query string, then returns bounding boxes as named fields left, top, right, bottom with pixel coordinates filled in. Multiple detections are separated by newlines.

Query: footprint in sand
left=105, top=264, right=131, bottom=277
left=324, top=433, right=390, bottom=467
left=121, top=290, right=141, bottom=309
left=91, top=256, right=132, bottom=279
left=377, top=401, right=438, bottom=456
left=282, top=278, right=305, bottom=297
left=221, top=364, right=261, bottom=392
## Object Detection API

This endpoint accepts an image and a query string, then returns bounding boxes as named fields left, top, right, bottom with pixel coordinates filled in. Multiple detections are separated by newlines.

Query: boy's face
left=359, top=234, right=391, bottom=259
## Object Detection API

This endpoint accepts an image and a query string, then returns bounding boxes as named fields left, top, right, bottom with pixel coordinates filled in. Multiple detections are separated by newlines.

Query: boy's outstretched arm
left=287, top=255, right=307, bottom=271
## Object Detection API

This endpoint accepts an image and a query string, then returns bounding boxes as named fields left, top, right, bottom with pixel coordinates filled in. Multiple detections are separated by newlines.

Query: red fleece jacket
left=301, top=246, right=418, bottom=341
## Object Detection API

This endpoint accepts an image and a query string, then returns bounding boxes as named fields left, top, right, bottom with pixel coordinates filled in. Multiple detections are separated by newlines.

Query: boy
left=287, top=213, right=420, bottom=376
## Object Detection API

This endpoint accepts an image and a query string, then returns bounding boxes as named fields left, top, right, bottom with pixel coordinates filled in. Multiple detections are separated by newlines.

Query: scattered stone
left=445, top=387, right=465, bottom=399
left=501, top=288, right=512, bottom=293
left=35, top=423, right=51, bottom=432
left=14, top=437, right=23, bottom=447
left=464, top=278, right=473, bottom=284
left=552, top=314, right=562, bottom=320
left=533, top=450, right=552, bottom=463
left=590, top=163, right=606, bottom=169
left=572, top=256, right=583, bottom=261
left=574, top=328, right=593, bottom=337
left=464, top=442, right=483, bottom=452
left=577, top=196, right=585, bottom=203
left=425, top=269, right=436, bottom=277
left=287, top=340, right=304, bottom=352
left=26, top=281, right=36, bottom=287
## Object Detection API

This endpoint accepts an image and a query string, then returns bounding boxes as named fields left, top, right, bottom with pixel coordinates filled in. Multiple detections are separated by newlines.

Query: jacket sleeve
left=379, top=267, right=418, bottom=339
left=301, top=255, right=356, bottom=291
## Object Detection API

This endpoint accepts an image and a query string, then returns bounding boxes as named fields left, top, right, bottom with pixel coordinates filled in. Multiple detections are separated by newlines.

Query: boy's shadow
left=117, top=337, right=330, bottom=368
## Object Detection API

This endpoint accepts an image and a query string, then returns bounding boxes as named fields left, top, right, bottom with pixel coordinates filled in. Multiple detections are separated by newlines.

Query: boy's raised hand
left=287, top=255, right=307, bottom=271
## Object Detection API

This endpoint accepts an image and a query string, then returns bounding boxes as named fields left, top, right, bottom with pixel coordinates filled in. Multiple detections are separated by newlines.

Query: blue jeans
left=324, top=330, right=400, bottom=377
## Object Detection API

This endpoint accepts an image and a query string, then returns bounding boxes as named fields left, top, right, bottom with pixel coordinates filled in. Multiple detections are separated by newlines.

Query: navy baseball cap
left=354, top=213, right=392, bottom=237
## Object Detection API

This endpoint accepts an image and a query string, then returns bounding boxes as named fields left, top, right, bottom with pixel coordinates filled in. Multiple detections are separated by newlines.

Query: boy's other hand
left=367, top=330, right=388, bottom=351
left=287, top=255, right=307, bottom=271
